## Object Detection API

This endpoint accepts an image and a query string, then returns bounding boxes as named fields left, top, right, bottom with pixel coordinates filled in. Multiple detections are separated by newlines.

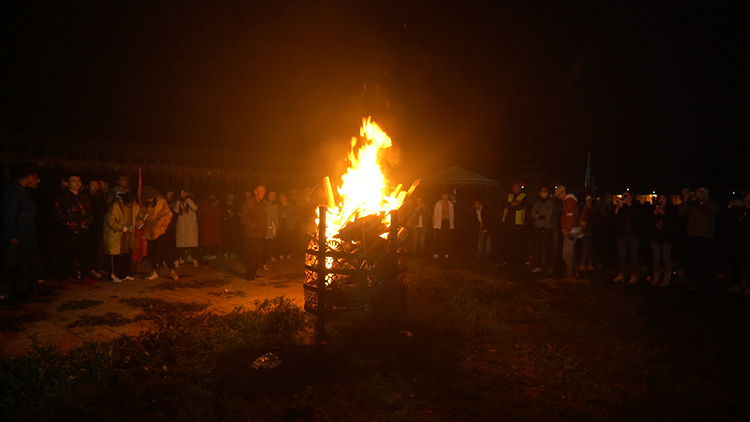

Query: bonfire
left=303, top=118, right=411, bottom=321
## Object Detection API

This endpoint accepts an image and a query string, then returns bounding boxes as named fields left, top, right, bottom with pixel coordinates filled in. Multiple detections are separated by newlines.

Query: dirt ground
left=3, top=253, right=750, bottom=421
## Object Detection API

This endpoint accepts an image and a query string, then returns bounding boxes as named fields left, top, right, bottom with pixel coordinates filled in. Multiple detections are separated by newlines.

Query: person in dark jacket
left=54, top=173, right=96, bottom=286
left=724, top=191, right=750, bottom=294
left=472, top=200, right=495, bottom=259
left=613, top=192, right=643, bottom=284
left=221, top=193, right=242, bottom=259
left=678, top=186, right=720, bottom=287
left=529, top=186, right=554, bottom=273
left=241, top=184, right=267, bottom=281
left=1, top=164, right=43, bottom=300
left=408, top=197, right=427, bottom=257
left=649, top=194, right=679, bottom=287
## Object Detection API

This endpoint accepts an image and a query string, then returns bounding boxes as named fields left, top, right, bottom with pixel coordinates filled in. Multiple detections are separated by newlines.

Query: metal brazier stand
left=303, top=207, right=407, bottom=343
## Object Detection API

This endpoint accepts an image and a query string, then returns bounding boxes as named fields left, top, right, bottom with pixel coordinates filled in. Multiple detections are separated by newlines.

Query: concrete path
left=0, top=257, right=306, bottom=356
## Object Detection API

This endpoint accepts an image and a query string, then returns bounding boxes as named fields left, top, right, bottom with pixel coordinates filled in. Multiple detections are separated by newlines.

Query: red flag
left=132, top=167, right=148, bottom=262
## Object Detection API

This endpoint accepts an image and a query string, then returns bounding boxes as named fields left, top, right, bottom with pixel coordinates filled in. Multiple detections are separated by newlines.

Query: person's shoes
left=262, top=264, right=269, bottom=271
left=186, top=255, right=193, bottom=262
left=279, top=255, right=285, bottom=260
left=659, top=279, right=671, bottom=287
left=111, top=275, right=122, bottom=283
left=433, top=254, right=439, bottom=259
left=174, top=260, right=180, bottom=268
left=81, top=277, right=99, bottom=286
left=223, top=252, right=229, bottom=259
left=578, top=265, right=587, bottom=273
left=613, top=273, right=625, bottom=282
left=170, top=270, right=179, bottom=281
left=193, top=259, right=199, bottom=267
left=179, top=258, right=185, bottom=264
left=90, top=269, right=102, bottom=278
left=123, top=276, right=135, bottom=281
left=146, top=271, right=159, bottom=281
left=270, top=256, right=277, bottom=262
left=285, top=254, right=292, bottom=260
left=531, top=267, right=542, bottom=273
left=629, top=274, right=639, bottom=284
left=587, top=265, right=596, bottom=271
left=444, top=254, right=449, bottom=259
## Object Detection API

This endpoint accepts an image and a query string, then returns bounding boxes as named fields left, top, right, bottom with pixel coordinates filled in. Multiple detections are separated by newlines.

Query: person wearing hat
left=555, top=185, right=581, bottom=280
left=139, top=186, right=178, bottom=281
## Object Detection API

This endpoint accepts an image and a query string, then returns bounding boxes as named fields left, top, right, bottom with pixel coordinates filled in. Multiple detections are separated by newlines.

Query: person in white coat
left=432, top=190, right=454, bottom=259
left=173, top=189, right=199, bottom=267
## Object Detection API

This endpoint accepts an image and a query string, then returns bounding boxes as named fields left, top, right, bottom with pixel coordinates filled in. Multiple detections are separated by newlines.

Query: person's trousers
left=263, top=238, right=275, bottom=264
left=651, top=242, right=672, bottom=282
left=683, top=236, right=713, bottom=287
left=531, top=228, right=552, bottom=268
left=616, top=236, right=639, bottom=276
left=59, top=230, right=91, bottom=280
left=244, top=237, right=264, bottom=278
left=147, top=235, right=175, bottom=271
left=434, top=221, right=451, bottom=256
left=477, top=231, right=492, bottom=259
left=108, top=253, right=131, bottom=279
left=579, top=236, right=593, bottom=267
left=562, top=232, right=578, bottom=277
left=410, top=227, right=425, bottom=256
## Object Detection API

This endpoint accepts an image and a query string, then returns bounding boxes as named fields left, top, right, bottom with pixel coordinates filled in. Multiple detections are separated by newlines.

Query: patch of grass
left=144, top=277, right=230, bottom=291
left=67, top=312, right=131, bottom=328
left=208, top=290, right=247, bottom=298
left=119, top=297, right=210, bottom=319
left=0, top=296, right=312, bottom=421
left=56, top=299, right=104, bottom=312
left=0, top=311, right=50, bottom=332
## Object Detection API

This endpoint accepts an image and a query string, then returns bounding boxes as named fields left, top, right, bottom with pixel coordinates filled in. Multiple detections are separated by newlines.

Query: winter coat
left=198, top=199, right=222, bottom=247
left=264, top=201, right=279, bottom=240
left=173, top=198, right=199, bottom=248
left=530, top=196, right=554, bottom=229
left=138, top=196, right=173, bottom=241
left=679, top=198, right=720, bottom=238
left=103, top=199, right=140, bottom=255
left=433, top=200, right=455, bottom=229
left=649, top=203, right=679, bottom=244
left=561, top=194, right=580, bottom=234
left=55, top=189, right=93, bottom=234
left=614, top=202, right=642, bottom=238
left=241, top=197, right=267, bottom=239
left=723, top=201, right=750, bottom=257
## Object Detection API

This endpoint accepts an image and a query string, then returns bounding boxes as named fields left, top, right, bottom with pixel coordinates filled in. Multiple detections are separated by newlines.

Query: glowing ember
left=326, top=117, right=406, bottom=237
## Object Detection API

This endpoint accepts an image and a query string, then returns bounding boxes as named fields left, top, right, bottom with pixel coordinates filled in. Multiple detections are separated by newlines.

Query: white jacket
left=433, top=200, right=455, bottom=229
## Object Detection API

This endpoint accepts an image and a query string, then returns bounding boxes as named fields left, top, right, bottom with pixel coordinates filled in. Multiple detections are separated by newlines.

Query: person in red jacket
left=555, top=185, right=581, bottom=279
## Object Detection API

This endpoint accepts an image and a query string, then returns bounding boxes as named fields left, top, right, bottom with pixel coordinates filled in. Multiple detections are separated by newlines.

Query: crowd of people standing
left=1, top=163, right=319, bottom=300
left=4, top=162, right=750, bottom=300
left=403, top=182, right=750, bottom=294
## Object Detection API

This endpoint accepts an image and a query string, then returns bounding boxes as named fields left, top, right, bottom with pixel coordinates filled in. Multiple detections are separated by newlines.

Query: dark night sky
left=2, top=1, right=749, bottom=193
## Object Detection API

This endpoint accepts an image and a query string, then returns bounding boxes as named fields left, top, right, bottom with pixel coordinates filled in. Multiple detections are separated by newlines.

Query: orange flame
left=327, top=117, right=405, bottom=237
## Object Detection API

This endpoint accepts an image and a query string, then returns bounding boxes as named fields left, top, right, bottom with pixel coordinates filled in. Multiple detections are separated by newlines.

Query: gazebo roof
left=419, top=166, right=501, bottom=186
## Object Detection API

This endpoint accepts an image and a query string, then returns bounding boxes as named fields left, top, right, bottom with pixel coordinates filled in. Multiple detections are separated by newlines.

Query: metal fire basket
left=303, top=207, right=407, bottom=336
